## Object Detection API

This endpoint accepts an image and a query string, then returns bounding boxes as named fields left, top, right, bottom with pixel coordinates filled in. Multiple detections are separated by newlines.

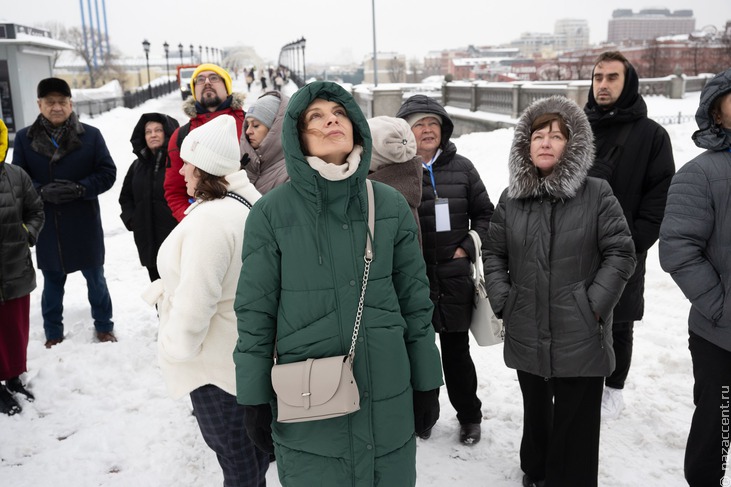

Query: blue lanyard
left=422, top=153, right=439, bottom=198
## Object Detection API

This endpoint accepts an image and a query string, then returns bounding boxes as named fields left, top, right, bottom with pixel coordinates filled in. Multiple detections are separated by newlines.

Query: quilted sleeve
left=234, top=203, right=281, bottom=405
left=391, top=195, right=443, bottom=392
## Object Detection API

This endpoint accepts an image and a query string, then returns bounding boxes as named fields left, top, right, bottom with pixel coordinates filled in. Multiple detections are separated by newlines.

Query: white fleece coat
left=146, top=170, right=260, bottom=399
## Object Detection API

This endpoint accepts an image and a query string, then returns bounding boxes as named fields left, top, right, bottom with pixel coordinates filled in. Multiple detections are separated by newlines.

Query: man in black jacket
left=584, top=51, right=675, bottom=419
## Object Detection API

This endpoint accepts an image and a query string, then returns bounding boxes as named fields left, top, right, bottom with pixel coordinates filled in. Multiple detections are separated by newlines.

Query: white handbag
left=467, top=230, right=504, bottom=346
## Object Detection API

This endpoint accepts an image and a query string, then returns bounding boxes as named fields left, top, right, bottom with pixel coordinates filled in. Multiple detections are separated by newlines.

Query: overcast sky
left=5, top=0, right=730, bottom=65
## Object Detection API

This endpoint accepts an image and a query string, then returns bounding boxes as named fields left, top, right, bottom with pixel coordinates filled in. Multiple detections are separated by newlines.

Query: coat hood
left=585, top=62, right=647, bottom=127
left=181, top=92, right=246, bottom=119
left=395, top=94, right=454, bottom=148
left=281, top=81, right=372, bottom=199
left=130, top=113, right=180, bottom=159
left=586, top=61, right=640, bottom=112
left=242, top=91, right=289, bottom=167
left=509, top=96, right=595, bottom=200
left=691, top=68, right=731, bottom=151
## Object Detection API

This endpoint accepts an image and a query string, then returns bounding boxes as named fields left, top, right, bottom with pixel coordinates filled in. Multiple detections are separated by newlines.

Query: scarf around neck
left=306, top=145, right=363, bottom=181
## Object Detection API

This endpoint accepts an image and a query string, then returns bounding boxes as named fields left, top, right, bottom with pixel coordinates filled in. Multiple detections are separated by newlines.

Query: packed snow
left=1, top=77, right=721, bottom=486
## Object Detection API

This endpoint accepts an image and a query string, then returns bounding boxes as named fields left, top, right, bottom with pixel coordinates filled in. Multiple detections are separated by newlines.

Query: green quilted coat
left=234, top=81, right=443, bottom=486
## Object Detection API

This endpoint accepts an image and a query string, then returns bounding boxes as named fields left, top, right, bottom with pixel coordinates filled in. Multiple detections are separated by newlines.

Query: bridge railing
left=278, top=37, right=307, bottom=88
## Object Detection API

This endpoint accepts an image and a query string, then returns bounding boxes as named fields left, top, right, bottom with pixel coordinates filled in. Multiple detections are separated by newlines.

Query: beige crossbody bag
left=270, top=179, right=375, bottom=423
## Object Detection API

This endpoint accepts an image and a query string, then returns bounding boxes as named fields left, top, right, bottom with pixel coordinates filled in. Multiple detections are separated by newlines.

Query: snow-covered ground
left=1, top=77, right=720, bottom=486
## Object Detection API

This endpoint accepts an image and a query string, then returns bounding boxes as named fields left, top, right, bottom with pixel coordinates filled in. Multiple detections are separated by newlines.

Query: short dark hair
left=593, top=51, right=632, bottom=75
left=530, top=113, right=569, bottom=140
left=193, top=167, right=229, bottom=201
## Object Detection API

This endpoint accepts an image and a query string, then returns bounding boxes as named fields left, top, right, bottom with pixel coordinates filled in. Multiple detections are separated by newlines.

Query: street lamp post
left=199, top=45, right=202, bottom=63
left=163, top=41, right=170, bottom=79
left=205, top=46, right=210, bottom=63
left=178, top=43, right=183, bottom=65
left=371, top=0, right=378, bottom=86
left=189, top=44, right=194, bottom=63
left=142, top=39, right=152, bottom=98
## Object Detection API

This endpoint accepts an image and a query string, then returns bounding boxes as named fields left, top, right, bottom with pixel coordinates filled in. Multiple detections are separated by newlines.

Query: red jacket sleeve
left=164, top=128, right=190, bottom=222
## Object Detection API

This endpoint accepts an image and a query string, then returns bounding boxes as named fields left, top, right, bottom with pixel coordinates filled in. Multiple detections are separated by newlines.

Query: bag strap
left=467, top=230, right=484, bottom=285
left=347, top=180, right=375, bottom=361
left=273, top=180, right=375, bottom=364
left=226, top=191, right=253, bottom=209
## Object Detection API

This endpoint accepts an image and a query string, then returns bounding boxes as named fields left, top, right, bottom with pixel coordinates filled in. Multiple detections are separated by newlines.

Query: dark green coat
left=234, top=81, right=443, bottom=486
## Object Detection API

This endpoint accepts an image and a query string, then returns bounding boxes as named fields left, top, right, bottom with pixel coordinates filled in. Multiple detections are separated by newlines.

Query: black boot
left=522, top=474, right=545, bottom=487
left=6, top=377, right=34, bottom=402
left=459, top=423, right=481, bottom=445
left=0, top=384, right=22, bottom=415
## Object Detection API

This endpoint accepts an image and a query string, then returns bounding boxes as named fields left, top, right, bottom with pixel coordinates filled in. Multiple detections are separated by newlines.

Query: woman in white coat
left=144, top=115, right=269, bottom=486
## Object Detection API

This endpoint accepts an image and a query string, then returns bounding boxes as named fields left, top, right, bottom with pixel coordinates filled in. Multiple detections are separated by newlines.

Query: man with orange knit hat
left=164, top=63, right=246, bottom=221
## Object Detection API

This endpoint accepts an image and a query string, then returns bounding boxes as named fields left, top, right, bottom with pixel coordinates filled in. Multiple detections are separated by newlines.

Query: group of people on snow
left=1, top=51, right=728, bottom=487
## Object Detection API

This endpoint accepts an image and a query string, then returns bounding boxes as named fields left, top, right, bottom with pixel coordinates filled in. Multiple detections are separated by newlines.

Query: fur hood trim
left=508, top=96, right=595, bottom=200
left=182, top=92, right=246, bottom=118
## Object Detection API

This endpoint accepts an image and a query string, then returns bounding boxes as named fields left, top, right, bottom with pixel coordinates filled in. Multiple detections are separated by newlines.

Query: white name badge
left=435, top=198, right=451, bottom=232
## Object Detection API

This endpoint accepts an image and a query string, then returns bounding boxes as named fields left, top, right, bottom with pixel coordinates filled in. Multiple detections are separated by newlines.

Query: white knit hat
left=367, top=116, right=417, bottom=171
left=180, top=115, right=241, bottom=176
left=405, top=112, right=442, bottom=128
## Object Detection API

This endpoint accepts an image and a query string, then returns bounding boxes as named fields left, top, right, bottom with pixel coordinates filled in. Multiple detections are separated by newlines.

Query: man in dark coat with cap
left=584, top=52, right=675, bottom=419
left=12, top=77, right=117, bottom=348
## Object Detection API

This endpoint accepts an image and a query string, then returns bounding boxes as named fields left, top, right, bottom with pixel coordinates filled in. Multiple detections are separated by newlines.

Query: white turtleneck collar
left=306, top=145, right=363, bottom=181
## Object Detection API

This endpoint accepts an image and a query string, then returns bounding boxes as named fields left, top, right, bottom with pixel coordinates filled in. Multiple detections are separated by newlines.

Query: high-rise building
left=555, top=19, right=590, bottom=50
left=608, top=8, right=695, bottom=42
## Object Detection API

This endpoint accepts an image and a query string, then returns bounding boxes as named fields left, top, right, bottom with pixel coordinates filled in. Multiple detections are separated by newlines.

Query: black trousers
left=605, top=321, right=634, bottom=389
left=439, top=331, right=482, bottom=424
left=685, top=332, right=731, bottom=487
left=517, top=371, right=603, bottom=487
left=189, top=385, right=270, bottom=487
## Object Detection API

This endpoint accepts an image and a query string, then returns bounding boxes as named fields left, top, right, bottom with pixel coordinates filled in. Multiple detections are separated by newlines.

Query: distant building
left=510, top=18, right=590, bottom=57
left=608, top=8, right=696, bottom=43
left=554, top=19, right=591, bottom=51
left=510, top=32, right=560, bottom=57
left=363, top=52, right=407, bottom=84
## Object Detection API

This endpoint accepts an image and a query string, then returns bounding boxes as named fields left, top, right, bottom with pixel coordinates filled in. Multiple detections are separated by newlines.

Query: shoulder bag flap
left=272, top=355, right=353, bottom=408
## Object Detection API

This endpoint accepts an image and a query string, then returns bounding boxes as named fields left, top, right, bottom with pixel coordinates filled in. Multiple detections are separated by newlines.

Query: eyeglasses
left=195, top=74, right=223, bottom=85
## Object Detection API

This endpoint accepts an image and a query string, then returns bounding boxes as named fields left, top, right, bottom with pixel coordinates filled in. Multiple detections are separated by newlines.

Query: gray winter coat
left=484, top=96, right=636, bottom=378
left=240, top=91, right=290, bottom=194
left=659, top=68, right=731, bottom=353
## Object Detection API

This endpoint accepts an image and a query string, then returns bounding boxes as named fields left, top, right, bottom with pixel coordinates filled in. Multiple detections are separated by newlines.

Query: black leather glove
left=40, top=180, right=85, bottom=204
left=413, top=388, right=440, bottom=436
left=243, top=404, right=274, bottom=455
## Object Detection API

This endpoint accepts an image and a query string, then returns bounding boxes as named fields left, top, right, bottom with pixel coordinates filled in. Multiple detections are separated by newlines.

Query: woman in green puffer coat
left=234, top=81, right=443, bottom=487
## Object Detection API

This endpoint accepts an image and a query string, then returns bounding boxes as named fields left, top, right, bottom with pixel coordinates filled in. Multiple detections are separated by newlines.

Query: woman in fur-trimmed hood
left=484, top=96, right=636, bottom=487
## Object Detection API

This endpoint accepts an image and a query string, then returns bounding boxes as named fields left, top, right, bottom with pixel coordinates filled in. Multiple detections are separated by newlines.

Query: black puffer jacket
left=585, top=64, right=675, bottom=322
left=660, top=68, right=731, bottom=353
left=0, top=162, right=44, bottom=302
left=485, top=96, right=636, bottom=378
left=396, top=95, right=494, bottom=332
left=119, top=113, right=179, bottom=267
